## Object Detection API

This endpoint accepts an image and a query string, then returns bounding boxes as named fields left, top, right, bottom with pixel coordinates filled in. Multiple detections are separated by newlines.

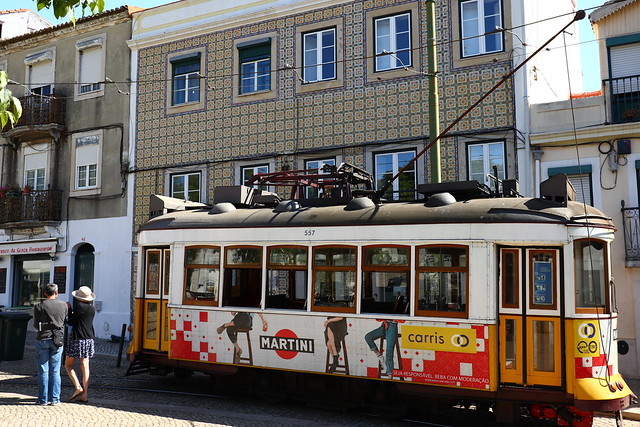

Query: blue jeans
left=364, top=321, right=398, bottom=375
left=36, top=339, right=63, bottom=404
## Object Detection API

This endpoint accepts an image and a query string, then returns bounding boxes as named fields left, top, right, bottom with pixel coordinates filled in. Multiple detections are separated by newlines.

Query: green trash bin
left=0, top=311, right=33, bottom=361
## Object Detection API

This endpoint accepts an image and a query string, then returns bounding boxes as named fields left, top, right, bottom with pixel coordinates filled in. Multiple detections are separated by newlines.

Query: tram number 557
left=304, top=229, right=316, bottom=237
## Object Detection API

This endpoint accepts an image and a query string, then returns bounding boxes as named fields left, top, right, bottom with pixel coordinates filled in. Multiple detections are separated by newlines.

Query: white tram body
left=130, top=182, right=634, bottom=425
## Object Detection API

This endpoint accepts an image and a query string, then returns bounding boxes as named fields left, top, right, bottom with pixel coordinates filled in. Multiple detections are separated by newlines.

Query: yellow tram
left=128, top=169, right=634, bottom=426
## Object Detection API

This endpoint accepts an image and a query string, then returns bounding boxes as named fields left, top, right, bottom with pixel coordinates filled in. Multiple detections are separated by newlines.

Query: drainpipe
left=426, top=0, right=440, bottom=183
left=532, top=148, right=543, bottom=197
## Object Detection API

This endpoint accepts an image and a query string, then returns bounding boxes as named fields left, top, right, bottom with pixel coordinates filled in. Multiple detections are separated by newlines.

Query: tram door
left=499, top=248, right=563, bottom=387
left=142, top=248, right=171, bottom=352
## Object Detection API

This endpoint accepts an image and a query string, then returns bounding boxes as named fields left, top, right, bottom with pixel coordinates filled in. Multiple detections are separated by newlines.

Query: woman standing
left=65, top=286, right=96, bottom=403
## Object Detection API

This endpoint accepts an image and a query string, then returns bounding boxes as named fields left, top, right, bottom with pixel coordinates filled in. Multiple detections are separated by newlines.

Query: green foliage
left=0, top=71, right=22, bottom=130
left=36, top=0, right=105, bottom=23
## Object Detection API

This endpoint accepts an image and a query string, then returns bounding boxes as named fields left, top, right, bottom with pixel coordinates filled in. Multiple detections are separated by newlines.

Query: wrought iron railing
left=0, top=190, right=63, bottom=224
left=621, top=201, right=640, bottom=265
left=604, top=74, right=640, bottom=124
left=15, top=94, right=65, bottom=127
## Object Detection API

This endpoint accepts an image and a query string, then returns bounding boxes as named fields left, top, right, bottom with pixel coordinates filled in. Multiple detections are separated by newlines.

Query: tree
left=36, top=0, right=105, bottom=23
left=0, top=71, right=22, bottom=129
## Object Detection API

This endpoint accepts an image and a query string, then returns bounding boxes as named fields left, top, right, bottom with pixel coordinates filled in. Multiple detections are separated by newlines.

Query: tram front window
left=416, top=246, right=468, bottom=317
left=312, top=246, right=357, bottom=313
left=361, top=246, right=409, bottom=314
left=574, top=239, right=608, bottom=312
left=267, top=247, right=308, bottom=310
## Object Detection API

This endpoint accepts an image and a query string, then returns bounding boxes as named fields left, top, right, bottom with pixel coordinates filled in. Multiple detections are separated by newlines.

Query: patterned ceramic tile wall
left=133, top=0, right=514, bottom=232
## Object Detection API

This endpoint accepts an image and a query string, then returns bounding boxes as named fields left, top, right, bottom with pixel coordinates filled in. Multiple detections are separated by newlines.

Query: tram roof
left=139, top=197, right=614, bottom=232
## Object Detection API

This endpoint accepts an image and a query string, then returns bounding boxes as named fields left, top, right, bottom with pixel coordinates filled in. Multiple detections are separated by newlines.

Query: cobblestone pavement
left=0, top=332, right=637, bottom=426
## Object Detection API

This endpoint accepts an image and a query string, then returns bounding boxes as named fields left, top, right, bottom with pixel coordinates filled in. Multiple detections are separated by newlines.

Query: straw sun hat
left=72, top=286, right=96, bottom=303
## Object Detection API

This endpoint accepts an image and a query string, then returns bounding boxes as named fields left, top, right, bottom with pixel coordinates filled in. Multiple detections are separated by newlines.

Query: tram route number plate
left=574, top=320, right=600, bottom=357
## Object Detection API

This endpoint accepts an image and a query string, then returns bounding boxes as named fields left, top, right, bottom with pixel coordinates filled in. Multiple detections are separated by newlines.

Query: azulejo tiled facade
left=133, top=0, right=514, bottom=233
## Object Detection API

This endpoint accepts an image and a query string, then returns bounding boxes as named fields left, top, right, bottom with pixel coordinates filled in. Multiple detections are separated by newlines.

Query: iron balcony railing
left=15, top=94, right=65, bottom=127
left=621, top=201, right=640, bottom=266
left=0, top=190, right=63, bottom=225
left=604, top=74, right=640, bottom=124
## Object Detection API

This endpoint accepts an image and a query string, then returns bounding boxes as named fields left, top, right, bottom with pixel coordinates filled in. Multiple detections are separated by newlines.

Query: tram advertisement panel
left=169, top=309, right=491, bottom=390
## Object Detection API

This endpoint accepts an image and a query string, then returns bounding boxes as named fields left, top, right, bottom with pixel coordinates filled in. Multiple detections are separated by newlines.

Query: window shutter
left=609, top=42, right=640, bottom=79
left=25, top=152, right=47, bottom=170
left=567, top=174, right=592, bottom=206
left=29, top=60, right=53, bottom=88
left=79, top=47, right=102, bottom=85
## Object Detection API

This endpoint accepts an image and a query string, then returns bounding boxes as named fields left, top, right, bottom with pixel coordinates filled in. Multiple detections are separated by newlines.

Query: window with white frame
left=171, top=172, right=201, bottom=202
left=460, top=0, right=503, bottom=57
left=305, top=158, right=335, bottom=198
left=303, top=28, right=336, bottom=82
left=242, top=164, right=269, bottom=191
left=25, top=50, right=54, bottom=95
left=76, top=37, right=104, bottom=96
left=548, top=166, right=593, bottom=206
left=374, top=12, right=411, bottom=72
left=24, top=151, right=47, bottom=191
left=239, top=39, right=271, bottom=94
left=375, top=150, right=416, bottom=201
left=171, top=53, right=201, bottom=105
left=75, top=135, right=100, bottom=189
left=468, top=141, right=505, bottom=188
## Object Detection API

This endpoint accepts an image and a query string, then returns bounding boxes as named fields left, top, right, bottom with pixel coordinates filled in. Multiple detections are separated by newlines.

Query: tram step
left=125, top=359, right=150, bottom=376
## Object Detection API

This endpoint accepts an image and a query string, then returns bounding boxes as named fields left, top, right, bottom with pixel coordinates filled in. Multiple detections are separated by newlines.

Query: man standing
left=33, top=283, right=68, bottom=406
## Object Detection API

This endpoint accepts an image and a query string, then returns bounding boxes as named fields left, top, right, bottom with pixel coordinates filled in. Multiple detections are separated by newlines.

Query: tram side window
left=574, top=239, right=608, bottom=312
left=183, top=246, right=220, bottom=306
left=312, top=246, right=357, bottom=313
left=416, top=245, right=468, bottom=317
left=361, top=246, right=410, bottom=314
left=223, top=246, right=262, bottom=308
left=267, top=246, right=308, bottom=310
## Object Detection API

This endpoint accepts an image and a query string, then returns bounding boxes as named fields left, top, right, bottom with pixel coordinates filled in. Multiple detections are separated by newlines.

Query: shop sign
left=0, top=239, right=57, bottom=255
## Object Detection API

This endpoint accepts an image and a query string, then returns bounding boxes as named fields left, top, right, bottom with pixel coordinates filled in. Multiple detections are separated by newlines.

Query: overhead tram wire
left=376, top=10, right=587, bottom=200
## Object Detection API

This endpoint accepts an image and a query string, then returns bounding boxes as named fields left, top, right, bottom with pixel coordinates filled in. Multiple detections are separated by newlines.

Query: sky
left=12, top=0, right=604, bottom=92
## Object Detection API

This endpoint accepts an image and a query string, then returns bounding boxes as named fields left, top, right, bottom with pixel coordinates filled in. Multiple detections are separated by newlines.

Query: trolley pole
left=426, top=0, right=441, bottom=184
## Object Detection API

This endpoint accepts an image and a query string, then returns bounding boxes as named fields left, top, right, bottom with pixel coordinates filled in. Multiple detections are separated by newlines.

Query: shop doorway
left=13, top=255, right=51, bottom=307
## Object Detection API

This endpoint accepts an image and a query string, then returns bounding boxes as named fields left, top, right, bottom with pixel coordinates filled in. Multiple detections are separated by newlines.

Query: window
left=375, top=150, right=416, bottom=201
left=528, top=250, right=557, bottom=311
left=171, top=54, right=201, bottom=105
left=305, top=158, right=335, bottom=198
left=361, top=246, right=410, bottom=314
left=374, top=13, right=411, bottom=72
left=239, top=40, right=271, bottom=94
left=606, top=36, right=640, bottom=123
left=416, top=245, right=468, bottom=317
left=171, top=172, right=201, bottom=202
left=242, top=164, right=269, bottom=191
left=303, top=28, right=336, bottom=82
left=223, top=246, right=262, bottom=308
left=24, top=148, right=47, bottom=191
left=25, top=50, right=54, bottom=95
left=71, top=131, right=102, bottom=195
left=76, top=37, right=104, bottom=98
left=468, top=141, right=505, bottom=188
left=75, top=135, right=99, bottom=189
left=312, top=246, right=357, bottom=313
left=460, top=0, right=503, bottom=57
left=548, top=166, right=593, bottom=205
left=266, top=246, right=308, bottom=310
left=574, top=239, right=608, bottom=312
left=183, top=246, right=220, bottom=306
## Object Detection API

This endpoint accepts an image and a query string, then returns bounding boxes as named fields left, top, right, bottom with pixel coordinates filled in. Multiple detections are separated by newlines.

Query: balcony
left=0, top=190, right=63, bottom=226
left=621, top=201, right=640, bottom=267
left=604, top=74, right=640, bottom=124
left=2, top=94, right=65, bottom=143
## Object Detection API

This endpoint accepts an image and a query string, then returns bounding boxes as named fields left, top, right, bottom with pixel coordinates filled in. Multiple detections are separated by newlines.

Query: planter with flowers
left=0, top=187, right=7, bottom=198
left=23, top=185, right=32, bottom=195
left=6, top=186, right=22, bottom=198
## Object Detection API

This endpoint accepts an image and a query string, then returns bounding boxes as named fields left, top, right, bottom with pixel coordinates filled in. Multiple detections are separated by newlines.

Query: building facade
left=0, top=7, right=136, bottom=338
left=529, top=0, right=640, bottom=378
left=0, top=9, right=51, bottom=41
